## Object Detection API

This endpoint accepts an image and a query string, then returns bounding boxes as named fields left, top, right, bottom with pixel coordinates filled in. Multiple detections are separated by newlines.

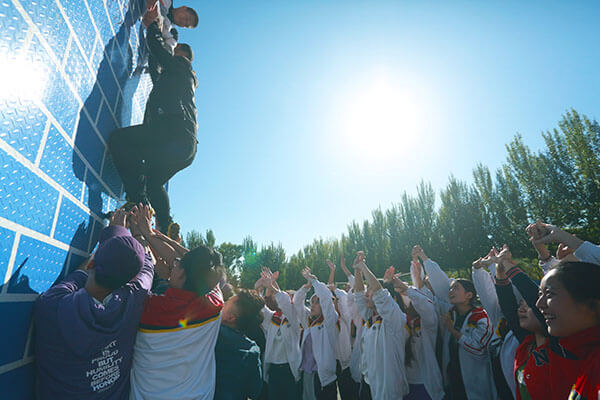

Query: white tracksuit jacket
left=423, top=258, right=497, bottom=400
left=347, top=287, right=365, bottom=384
left=261, top=290, right=302, bottom=382
left=405, top=287, right=445, bottom=400
left=294, top=278, right=339, bottom=387
left=472, top=266, right=518, bottom=399
left=574, top=240, right=600, bottom=265
left=354, top=288, right=409, bottom=400
left=333, top=288, right=353, bottom=371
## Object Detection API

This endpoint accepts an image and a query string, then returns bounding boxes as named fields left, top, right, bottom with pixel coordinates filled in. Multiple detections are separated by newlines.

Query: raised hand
left=472, top=257, right=484, bottom=270
left=383, top=266, right=395, bottom=282
left=109, top=208, right=127, bottom=227
left=352, top=251, right=366, bottom=272
left=142, top=3, right=159, bottom=27
left=391, top=274, right=409, bottom=293
left=326, top=259, right=336, bottom=271
left=480, top=247, right=498, bottom=266
left=531, top=222, right=564, bottom=245
left=557, top=242, right=575, bottom=260
left=412, top=245, right=427, bottom=261
left=301, top=266, right=316, bottom=282
left=130, top=204, right=153, bottom=237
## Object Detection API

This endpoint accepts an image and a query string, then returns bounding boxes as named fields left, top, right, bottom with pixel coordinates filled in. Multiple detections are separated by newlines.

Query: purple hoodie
left=33, top=226, right=154, bottom=400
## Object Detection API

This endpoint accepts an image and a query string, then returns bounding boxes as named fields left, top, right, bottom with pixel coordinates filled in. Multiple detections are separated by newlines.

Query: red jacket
left=515, top=325, right=600, bottom=400
left=567, top=326, right=600, bottom=400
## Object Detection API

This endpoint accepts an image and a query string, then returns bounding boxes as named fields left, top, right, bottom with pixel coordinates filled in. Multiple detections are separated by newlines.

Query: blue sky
left=167, top=0, right=600, bottom=255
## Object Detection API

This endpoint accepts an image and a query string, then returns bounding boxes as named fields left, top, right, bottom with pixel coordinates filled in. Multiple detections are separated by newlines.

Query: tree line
left=184, top=110, right=600, bottom=290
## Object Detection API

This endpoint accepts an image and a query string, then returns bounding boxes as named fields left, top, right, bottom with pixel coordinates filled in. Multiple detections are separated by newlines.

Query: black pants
left=314, top=375, right=337, bottom=400
left=268, top=363, right=300, bottom=400
left=108, top=117, right=196, bottom=230
left=336, top=361, right=358, bottom=400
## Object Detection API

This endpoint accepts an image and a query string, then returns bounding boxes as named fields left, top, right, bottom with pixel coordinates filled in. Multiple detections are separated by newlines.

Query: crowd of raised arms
left=32, top=204, right=600, bottom=400
left=28, top=0, right=599, bottom=398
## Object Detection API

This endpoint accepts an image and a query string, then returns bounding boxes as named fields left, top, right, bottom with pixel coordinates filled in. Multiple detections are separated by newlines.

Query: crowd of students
left=32, top=203, right=600, bottom=399
left=30, top=1, right=600, bottom=399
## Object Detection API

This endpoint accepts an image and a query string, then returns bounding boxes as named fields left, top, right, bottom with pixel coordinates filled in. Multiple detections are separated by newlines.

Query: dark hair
left=383, top=282, right=415, bottom=366
left=235, top=289, right=265, bottom=334
left=553, top=262, right=600, bottom=306
left=176, top=43, right=194, bottom=62
left=181, top=245, right=222, bottom=295
left=186, top=7, right=199, bottom=28
left=455, top=279, right=477, bottom=305
left=95, top=271, right=127, bottom=290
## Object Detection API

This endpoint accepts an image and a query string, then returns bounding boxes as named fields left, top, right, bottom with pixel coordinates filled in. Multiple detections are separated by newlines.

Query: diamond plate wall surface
left=0, top=0, right=152, bottom=397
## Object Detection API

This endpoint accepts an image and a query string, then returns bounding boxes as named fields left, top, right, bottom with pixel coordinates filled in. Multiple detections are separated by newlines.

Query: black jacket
left=144, top=22, right=198, bottom=132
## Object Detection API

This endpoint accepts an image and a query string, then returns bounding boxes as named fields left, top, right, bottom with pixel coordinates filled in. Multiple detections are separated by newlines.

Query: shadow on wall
left=69, top=0, right=148, bottom=275
left=0, top=1, right=150, bottom=398
left=0, top=223, right=93, bottom=295
left=1, top=0, right=150, bottom=301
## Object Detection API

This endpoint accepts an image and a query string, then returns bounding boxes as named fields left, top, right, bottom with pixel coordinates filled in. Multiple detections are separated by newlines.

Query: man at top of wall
left=108, top=4, right=198, bottom=235
left=33, top=208, right=154, bottom=400
left=148, top=0, right=199, bottom=54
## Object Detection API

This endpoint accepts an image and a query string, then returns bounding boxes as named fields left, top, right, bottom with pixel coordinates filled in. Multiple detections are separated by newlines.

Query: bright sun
left=337, top=75, right=424, bottom=161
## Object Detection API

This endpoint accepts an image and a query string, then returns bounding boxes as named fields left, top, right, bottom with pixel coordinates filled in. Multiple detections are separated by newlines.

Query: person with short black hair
left=214, top=289, right=265, bottom=399
left=147, top=0, right=199, bottom=53
left=33, top=209, right=154, bottom=400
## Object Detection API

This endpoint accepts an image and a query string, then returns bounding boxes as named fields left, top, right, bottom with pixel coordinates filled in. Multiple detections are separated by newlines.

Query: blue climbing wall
left=0, top=0, right=152, bottom=397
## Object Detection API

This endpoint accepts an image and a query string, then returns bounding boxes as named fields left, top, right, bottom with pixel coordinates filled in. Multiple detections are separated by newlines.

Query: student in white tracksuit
left=388, top=261, right=444, bottom=400
left=347, top=284, right=365, bottom=386
left=352, top=252, right=409, bottom=400
left=326, top=257, right=359, bottom=400
left=294, top=268, right=339, bottom=400
left=472, top=259, right=519, bottom=399
left=413, top=245, right=496, bottom=400
left=256, top=271, right=302, bottom=400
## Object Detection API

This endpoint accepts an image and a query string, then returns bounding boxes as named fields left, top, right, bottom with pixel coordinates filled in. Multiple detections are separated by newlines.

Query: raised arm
left=352, top=267, right=371, bottom=321
left=303, top=268, right=338, bottom=326
left=131, top=205, right=179, bottom=267
left=355, top=253, right=406, bottom=333
left=144, top=14, right=178, bottom=71
left=414, top=245, right=450, bottom=303
left=326, top=259, right=336, bottom=286
left=151, top=229, right=189, bottom=258
left=293, top=281, right=310, bottom=329
left=574, top=241, right=600, bottom=265
left=504, top=265, right=546, bottom=329
left=372, top=288, right=406, bottom=334
left=334, top=288, right=353, bottom=323
left=472, top=259, right=502, bottom=326
left=494, top=278, right=529, bottom=343
left=405, top=287, right=438, bottom=331
left=410, top=259, right=425, bottom=289
left=354, top=251, right=382, bottom=292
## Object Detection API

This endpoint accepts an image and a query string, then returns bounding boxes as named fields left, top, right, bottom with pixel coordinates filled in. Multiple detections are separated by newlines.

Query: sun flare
left=337, top=75, right=424, bottom=161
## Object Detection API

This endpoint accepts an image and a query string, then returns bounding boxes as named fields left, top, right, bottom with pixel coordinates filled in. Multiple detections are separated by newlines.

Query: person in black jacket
left=109, top=4, right=198, bottom=234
